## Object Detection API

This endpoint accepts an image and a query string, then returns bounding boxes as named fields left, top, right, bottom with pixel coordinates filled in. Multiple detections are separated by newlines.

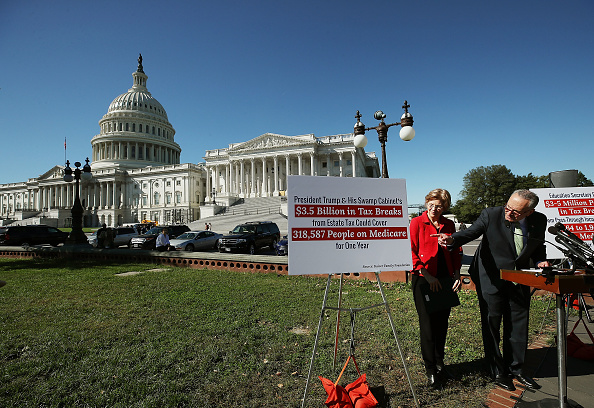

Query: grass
left=0, top=258, right=556, bottom=407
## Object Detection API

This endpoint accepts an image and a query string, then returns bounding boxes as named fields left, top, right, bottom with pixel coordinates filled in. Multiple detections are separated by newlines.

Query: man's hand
left=537, top=261, right=551, bottom=268
left=431, top=233, right=453, bottom=247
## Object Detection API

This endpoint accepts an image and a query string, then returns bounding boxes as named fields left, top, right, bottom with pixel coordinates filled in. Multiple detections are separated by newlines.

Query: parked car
left=170, top=230, right=223, bottom=251
left=129, top=225, right=190, bottom=249
left=0, top=225, right=69, bottom=247
left=88, top=226, right=141, bottom=248
left=275, top=235, right=288, bottom=256
left=218, top=221, right=280, bottom=255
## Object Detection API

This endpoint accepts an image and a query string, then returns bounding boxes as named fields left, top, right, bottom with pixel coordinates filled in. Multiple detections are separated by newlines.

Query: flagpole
left=64, top=137, right=67, bottom=165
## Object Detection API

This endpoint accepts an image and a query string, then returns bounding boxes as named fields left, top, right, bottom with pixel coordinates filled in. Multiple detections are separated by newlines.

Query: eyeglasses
left=427, top=203, right=444, bottom=211
left=504, top=205, right=527, bottom=217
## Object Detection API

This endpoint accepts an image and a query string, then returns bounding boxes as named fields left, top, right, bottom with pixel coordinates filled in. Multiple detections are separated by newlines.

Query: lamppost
left=63, top=158, right=92, bottom=245
left=353, top=100, right=415, bottom=178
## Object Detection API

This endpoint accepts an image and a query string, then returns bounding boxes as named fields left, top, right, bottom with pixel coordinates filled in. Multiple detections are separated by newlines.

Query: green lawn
left=0, top=258, right=555, bottom=407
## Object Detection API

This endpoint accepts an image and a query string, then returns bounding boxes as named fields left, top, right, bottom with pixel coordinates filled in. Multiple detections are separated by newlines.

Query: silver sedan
left=169, top=230, right=222, bottom=251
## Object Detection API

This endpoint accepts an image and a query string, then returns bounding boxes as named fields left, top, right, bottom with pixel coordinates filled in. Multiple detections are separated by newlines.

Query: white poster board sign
left=532, top=187, right=594, bottom=259
left=287, top=176, right=413, bottom=275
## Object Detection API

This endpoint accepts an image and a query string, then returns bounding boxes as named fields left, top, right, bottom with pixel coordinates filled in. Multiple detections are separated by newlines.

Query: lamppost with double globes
left=353, top=100, right=415, bottom=178
left=63, top=158, right=92, bottom=245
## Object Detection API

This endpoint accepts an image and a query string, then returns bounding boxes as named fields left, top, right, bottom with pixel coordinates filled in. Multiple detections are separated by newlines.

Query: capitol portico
left=203, top=132, right=378, bottom=206
left=0, top=55, right=380, bottom=228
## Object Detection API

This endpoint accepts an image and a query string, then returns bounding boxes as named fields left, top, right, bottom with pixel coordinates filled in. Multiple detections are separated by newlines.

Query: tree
left=577, top=171, right=594, bottom=187
left=450, top=165, right=515, bottom=223
left=514, top=173, right=549, bottom=190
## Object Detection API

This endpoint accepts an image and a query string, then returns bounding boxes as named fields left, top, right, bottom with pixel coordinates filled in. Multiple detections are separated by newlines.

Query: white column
left=351, top=151, right=357, bottom=177
left=98, top=183, right=104, bottom=208
left=250, top=159, right=255, bottom=198
left=240, top=160, right=245, bottom=197
left=229, top=161, right=235, bottom=195
left=234, top=160, right=239, bottom=196
left=310, top=152, right=315, bottom=176
left=261, top=158, right=267, bottom=196
left=298, top=153, right=303, bottom=176
left=338, top=152, right=344, bottom=177
left=214, top=165, right=219, bottom=194
left=205, top=165, right=211, bottom=202
left=273, top=155, right=279, bottom=195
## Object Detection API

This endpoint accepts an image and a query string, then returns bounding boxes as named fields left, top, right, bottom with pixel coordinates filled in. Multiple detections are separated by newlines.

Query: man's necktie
left=514, top=222, right=524, bottom=255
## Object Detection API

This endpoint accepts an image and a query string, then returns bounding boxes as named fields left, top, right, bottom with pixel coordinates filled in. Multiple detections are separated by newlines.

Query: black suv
left=129, top=225, right=190, bottom=249
left=218, top=221, right=280, bottom=255
left=0, top=225, right=69, bottom=247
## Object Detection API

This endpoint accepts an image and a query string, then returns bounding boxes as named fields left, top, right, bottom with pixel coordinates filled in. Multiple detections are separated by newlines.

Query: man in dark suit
left=434, top=190, right=550, bottom=391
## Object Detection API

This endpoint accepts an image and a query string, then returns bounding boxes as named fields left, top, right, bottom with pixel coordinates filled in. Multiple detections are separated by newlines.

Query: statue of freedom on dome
left=137, top=53, right=144, bottom=73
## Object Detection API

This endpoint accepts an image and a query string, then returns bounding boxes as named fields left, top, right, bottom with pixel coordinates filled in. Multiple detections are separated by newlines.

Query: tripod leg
left=333, top=274, right=344, bottom=370
left=579, top=293, right=593, bottom=323
left=375, top=272, right=420, bottom=408
left=301, top=274, right=332, bottom=408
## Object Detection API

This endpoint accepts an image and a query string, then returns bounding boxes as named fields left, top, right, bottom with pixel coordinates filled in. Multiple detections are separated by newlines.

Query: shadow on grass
left=0, top=257, right=149, bottom=273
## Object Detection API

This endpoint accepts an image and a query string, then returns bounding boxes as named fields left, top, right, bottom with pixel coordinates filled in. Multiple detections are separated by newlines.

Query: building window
left=176, top=192, right=182, bottom=204
left=322, top=162, right=327, bottom=168
left=139, top=124, right=143, bottom=132
left=154, top=192, right=160, bottom=205
left=142, top=183, right=147, bottom=189
left=176, top=180, right=181, bottom=186
left=132, top=123, right=136, bottom=132
left=126, top=123, right=129, bottom=131
left=347, top=160, right=352, bottom=166
left=334, top=161, right=339, bottom=167
left=142, top=196, right=147, bottom=206
left=166, top=193, right=171, bottom=204
left=152, top=126, right=155, bottom=135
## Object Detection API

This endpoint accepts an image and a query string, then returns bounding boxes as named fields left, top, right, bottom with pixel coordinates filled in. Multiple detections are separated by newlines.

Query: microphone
left=553, top=222, right=594, bottom=255
left=548, top=225, right=594, bottom=269
left=549, top=224, right=594, bottom=258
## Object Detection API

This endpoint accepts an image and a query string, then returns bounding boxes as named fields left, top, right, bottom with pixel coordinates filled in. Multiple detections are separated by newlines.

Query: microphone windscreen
left=554, top=222, right=567, bottom=231
left=548, top=226, right=560, bottom=235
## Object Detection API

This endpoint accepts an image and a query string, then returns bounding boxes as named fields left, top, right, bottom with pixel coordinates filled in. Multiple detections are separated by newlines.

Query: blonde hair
left=425, top=188, right=451, bottom=211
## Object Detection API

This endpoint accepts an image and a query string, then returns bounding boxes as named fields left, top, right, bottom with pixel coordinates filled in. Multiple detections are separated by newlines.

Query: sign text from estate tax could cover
left=288, top=176, right=413, bottom=275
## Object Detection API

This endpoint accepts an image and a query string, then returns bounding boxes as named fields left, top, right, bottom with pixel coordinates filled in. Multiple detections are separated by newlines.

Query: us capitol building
left=0, top=56, right=380, bottom=228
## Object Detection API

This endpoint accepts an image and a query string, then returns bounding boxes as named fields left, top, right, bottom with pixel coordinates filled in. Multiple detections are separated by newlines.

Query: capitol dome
left=91, top=54, right=181, bottom=170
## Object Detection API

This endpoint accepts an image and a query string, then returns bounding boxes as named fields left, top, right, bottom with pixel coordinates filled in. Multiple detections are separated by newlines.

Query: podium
left=501, top=269, right=594, bottom=408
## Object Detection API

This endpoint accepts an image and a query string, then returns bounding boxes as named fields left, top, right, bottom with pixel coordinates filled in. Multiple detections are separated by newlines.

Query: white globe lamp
left=353, top=133, right=368, bottom=148
left=399, top=126, right=415, bottom=141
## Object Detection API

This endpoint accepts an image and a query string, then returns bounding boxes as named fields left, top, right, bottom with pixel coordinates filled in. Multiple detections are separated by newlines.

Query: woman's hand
left=422, top=270, right=442, bottom=292
left=452, top=271, right=461, bottom=292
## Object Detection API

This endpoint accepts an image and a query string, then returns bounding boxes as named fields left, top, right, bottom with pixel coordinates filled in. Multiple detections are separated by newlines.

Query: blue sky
left=1, top=0, right=592, bottom=207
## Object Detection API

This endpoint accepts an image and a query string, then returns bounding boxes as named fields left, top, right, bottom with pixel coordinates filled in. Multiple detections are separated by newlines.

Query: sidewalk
left=485, top=297, right=594, bottom=408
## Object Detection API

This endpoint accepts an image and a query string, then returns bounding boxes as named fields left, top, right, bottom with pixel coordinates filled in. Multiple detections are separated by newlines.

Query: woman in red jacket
left=409, top=188, right=462, bottom=388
